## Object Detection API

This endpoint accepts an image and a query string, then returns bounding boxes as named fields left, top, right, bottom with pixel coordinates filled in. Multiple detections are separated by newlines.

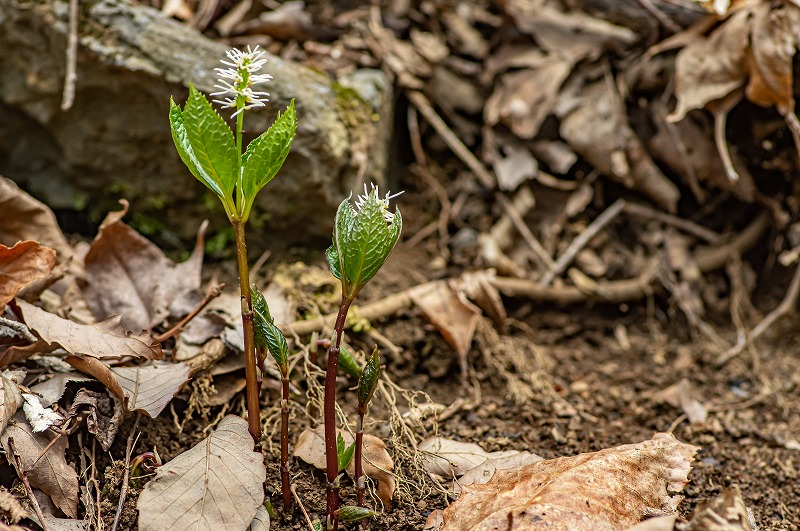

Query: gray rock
left=0, top=0, right=391, bottom=248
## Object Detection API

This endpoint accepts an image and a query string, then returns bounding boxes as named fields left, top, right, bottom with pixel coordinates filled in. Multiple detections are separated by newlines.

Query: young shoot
left=168, top=45, right=297, bottom=444
left=355, top=346, right=381, bottom=518
left=323, top=184, right=401, bottom=530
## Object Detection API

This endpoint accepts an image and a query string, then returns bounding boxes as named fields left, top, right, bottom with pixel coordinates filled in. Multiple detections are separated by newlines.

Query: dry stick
left=623, top=202, right=720, bottom=243
left=280, top=373, right=291, bottom=511
left=61, top=0, right=78, bottom=111
left=287, top=212, right=771, bottom=336
left=0, top=316, right=37, bottom=343
left=495, top=191, right=555, bottom=270
left=716, top=260, right=800, bottom=367
left=111, top=413, right=141, bottom=531
left=153, top=282, right=225, bottom=343
left=7, top=437, right=49, bottom=531
left=292, top=484, right=316, bottom=531
left=406, top=90, right=495, bottom=188
left=539, top=198, right=627, bottom=286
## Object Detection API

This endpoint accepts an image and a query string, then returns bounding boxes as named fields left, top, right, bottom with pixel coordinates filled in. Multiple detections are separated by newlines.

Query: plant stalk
left=355, top=406, right=367, bottom=525
left=233, top=219, right=261, bottom=444
left=280, top=376, right=292, bottom=511
left=324, top=296, right=353, bottom=531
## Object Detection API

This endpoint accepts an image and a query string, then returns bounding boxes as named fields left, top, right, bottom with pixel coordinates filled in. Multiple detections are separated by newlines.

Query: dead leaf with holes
left=438, top=433, right=698, bottom=530
left=0, top=241, right=57, bottom=307
left=81, top=201, right=206, bottom=331
left=294, top=425, right=395, bottom=508
left=137, top=415, right=265, bottom=531
left=1, top=413, right=79, bottom=518
left=15, top=300, right=163, bottom=360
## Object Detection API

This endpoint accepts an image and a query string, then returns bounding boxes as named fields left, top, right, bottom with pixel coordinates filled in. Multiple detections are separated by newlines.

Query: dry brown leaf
left=29, top=373, right=93, bottom=406
left=82, top=201, right=205, bottom=331
left=111, top=361, right=191, bottom=417
left=65, top=389, right=123, bottom=451
left=293, top=425, right=395, bottom=508
left=455, top=452, right=543, bottom=495
left=410, top=281, right=480, bottom=373
left=419, top=436, right=520, bottom=478
left=0, top=373, right=22, bottom=436
left=670, top=9, right=750, bottom=122
left=32, top=490, right=86, bottom=531
left=683, top=485, right=754, bottom=530
left=0, top=178, right=72, bottom=260
left=746, top=2, right=800, bottom=114
left=64, top=356, right=126, bottom=401
left=1, top=413, right=79, bottom=518
left=656, top=379, right=708, bottom=425
left=439, top=433, right=698, bottom=530
left=138, top=415, right=265, bottom=531
left=0, top=241, right=57, bottom=307
left=624, top=514, right=677, bottom=531
left=456, top=270, right=507, bottom=328
left=560, top=78, right=680, bottom=212
left=16, top=300, right=164, bottom=360
left=239, top=0, right=312, bottom=41
left=248, top=504, right=270, bottom=531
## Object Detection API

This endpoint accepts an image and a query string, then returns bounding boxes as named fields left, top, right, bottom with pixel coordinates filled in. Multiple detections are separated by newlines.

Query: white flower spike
left=211, top=45, right=273, bottom=118
left=354, top=183, right=403, bottom=223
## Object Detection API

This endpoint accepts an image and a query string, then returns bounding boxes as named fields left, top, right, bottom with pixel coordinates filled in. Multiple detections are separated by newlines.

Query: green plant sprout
left=324, top=184, right=402, bottom=530
left=169, top=46, right=296, bottom=443
left=355, top=347, right=381, bottom=521
left=336, top=432, right=356, bottom=472
left=252, top=287, right=292, bottom=511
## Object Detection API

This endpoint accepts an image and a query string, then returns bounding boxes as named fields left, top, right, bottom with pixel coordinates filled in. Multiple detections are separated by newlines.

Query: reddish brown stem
left=281, top=377, right=291, bottom=511
left=355, top=408, right=366, bottom=514
left=325, top=296, right=353, bottom=531
left=233, top=220, right=261, bottom=445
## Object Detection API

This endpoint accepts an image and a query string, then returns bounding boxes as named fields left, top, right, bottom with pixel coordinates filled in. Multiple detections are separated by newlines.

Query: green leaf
left=325, top=245, right=341, bottom=280
left=251, top=287, right=270, bottom=352
left=183, top=85, right=238, bottom=205
left=169, top=99, right=224, bottom=198
left=337, top=434, right=355, bottom=472
left=241, top=100, right=297, bottom=220
left=337, top=506, right=375, bottom=523
left=337, top=347, right=361, bottom=379
left=357, top=346, right=381, bottom=406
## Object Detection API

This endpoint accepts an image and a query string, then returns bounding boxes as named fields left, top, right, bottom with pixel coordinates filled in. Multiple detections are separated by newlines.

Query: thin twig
left=8, top=437, right=49, bottom=531
left=0, top=316, right=37, bottom=343
left=623, top=202, right=719, bottom=243
left=292, top=483, right=317, bottom=531
left=154, top=282, right=225, bottom=343
left=540, top=198, right=626, bottom=285
left=61, top=0, right=79, bottom=111
left=495, top=191, right=556, bottom=270
left=716, top=260, right=800, bottom=367
left=111, top=413, right=141, bottom=531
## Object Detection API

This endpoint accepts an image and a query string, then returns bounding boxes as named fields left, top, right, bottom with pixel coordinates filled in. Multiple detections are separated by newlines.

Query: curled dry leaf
left=1, top=413, right=79, bottom=518
left=66, top=357, right=190, bottom=418
left=439, top=433, right=698, bottom=531
left=0, top=373, right=22, bottom=436
left=138, top=415, right=266, bottom=531
left=655, top=378, right=708, bottom=425
left=16, top=300, right=164, bottom=360
left=0, top=241, right=57, bottom=307
left=683, top=485, right=754, bottom=531
left=0, top=178, right=72, bottom=259
left=81, top=201, right=205, bottom=331
left=293, top=425, right=395, bottom=508
left=66, top=389, right=124, bottom=451
left=248, top=504, right=270, bottom=531
left=29, top=373, right=93, bottom=406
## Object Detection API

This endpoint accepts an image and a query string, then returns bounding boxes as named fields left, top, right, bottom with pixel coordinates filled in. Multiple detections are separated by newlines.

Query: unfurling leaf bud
left=336, top=506, right=375, bottom=523
left=358, top=346, right=381, bottom=408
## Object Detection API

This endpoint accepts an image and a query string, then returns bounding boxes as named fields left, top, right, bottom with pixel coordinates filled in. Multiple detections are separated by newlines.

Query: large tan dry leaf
left=670, top=9, right=750, bottom=122
left=82, top=201, right=205, bottom=331
left=16, top=300, right=163, bottom=360
left=0, top=241, right=57, bottom=307
left=138, top=415, right=266, bottom=531
left=559, top=78, right=680, bottom=213
left=746, top=2, right=800, bottom=114
left=0, top=413, right=79, bottom=518
left=410, top=281, right=480, bottom=374
left=293, top=425, right=395, bottom=508
left=419, top=437, right=521, bottom=478
left=439, top=433, right=698, bottom=531
left=111, top=361, right=191, bottom=417
left=0, top=178, right=72, bottom=259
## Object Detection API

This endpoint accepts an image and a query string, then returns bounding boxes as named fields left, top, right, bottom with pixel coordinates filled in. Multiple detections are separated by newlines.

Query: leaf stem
left=235, top=101, right=245, bottom=216
left=325, top=295, right=353, bottom=531
left=281, top=377, right=292, bottom=511
left=233, top=219, right=261, bottom=444
left=355, top=406, right=367, bottom=524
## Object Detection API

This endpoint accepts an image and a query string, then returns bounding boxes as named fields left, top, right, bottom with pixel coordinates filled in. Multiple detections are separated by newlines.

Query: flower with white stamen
left=354, top=183, right=404, bottom=223
left=210, top=45, right=273, bottom=118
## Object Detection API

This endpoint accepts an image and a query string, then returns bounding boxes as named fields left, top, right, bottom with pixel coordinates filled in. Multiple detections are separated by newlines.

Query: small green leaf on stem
left=336, top=506, right=375, bottom=523
left=338, top=347, right=362, bottom=379
left=337, top=433, right=355, bottom=472
left=250, top=286, right=289, bottom=373
left=358, top=346, right=381, bottom=407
